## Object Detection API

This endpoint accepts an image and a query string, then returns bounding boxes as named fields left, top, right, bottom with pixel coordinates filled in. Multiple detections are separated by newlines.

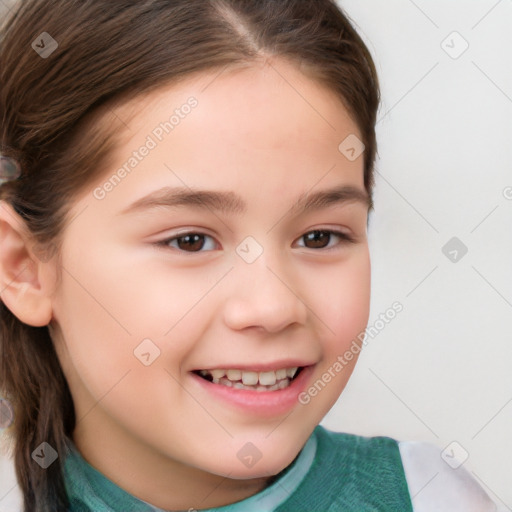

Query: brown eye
left=160, top=233, right=217, bottom=252
left=304, top=230, right=330, bottom=249
left=298, top=230, right=354, bottom=250
left=176, top=234, right=205, bottom=252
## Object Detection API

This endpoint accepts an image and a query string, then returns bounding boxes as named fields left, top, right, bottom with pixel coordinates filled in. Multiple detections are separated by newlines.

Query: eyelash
left=155, top=229, right=356, bottom=253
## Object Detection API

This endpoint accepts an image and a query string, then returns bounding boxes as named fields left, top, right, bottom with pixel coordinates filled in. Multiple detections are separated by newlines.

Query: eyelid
left=294, top=229, right=356, bottom=250
left=154, top=231, right=219, bottom=252
left=154, top=227, right=357, bottom=254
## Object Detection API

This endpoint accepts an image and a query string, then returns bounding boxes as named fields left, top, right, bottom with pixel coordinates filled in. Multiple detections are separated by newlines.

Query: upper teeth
left=200, top=367, right=298, bottom=386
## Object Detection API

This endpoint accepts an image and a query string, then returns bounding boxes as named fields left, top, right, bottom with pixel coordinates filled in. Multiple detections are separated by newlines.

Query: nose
left=222, top=255, right=308, bottom=334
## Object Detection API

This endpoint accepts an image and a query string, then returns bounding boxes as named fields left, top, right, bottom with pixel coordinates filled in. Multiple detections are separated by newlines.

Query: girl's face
left=49, top=58, right=371, bottom=506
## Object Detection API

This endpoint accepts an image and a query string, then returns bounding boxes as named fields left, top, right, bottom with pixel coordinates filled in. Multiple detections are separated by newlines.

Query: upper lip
left=192, top=360, right=315, bottom=372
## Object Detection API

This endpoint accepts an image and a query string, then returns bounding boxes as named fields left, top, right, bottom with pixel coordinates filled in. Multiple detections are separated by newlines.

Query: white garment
left=399, top=441, right=506, bottom=511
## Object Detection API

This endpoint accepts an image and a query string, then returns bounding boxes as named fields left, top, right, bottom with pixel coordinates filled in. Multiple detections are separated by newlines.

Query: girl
left=0, top=0, right=501, bottom=510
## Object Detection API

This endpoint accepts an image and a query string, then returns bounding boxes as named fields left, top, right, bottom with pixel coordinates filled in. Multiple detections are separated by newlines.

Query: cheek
left=99, top=250, right=229, bottom=337
left=52, top=240, right=226, bottom=396
left=309, top=248, right=371, bottom=351
left=294, top=249, right=370, bottom=420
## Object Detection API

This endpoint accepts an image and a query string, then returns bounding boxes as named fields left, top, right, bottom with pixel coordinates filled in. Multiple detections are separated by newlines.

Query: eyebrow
left=119, top=184, right=372, bottom=217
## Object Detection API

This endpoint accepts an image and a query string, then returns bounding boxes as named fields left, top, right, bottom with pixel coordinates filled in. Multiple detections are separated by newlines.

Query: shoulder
left=314, top=425, right=406, bottom=470
left=398, top=440, right=500, bottom=512
left=312, top=426, right=414, bottom=510
left=315, top=424, right=400, bottom=452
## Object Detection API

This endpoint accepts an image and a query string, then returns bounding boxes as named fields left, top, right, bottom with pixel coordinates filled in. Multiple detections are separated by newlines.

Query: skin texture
left=0, top=58, right=371, bottom=510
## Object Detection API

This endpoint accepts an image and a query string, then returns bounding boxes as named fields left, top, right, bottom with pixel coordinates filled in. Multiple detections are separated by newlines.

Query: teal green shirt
left=63, top=426, right=413, bottom=511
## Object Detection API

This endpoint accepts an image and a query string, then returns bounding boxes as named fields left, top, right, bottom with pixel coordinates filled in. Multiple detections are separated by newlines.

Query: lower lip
left=190, top=366, right=315, bottom=417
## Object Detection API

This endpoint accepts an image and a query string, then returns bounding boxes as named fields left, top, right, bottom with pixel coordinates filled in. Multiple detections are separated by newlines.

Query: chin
left=219, top=442, right=304, bottom=481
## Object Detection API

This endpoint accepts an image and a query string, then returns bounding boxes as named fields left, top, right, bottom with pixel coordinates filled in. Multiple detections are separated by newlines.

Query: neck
left=71, top=415, right=273, bottom=510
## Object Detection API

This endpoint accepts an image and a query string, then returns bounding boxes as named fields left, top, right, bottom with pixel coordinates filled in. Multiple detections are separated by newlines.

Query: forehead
left=115, top=57, right=360, bottom=152
left=73, top=57, right=365, bottom=216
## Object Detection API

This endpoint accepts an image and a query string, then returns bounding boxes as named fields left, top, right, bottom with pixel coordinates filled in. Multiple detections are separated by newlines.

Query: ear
left=0, top=200, right=54, bottom=326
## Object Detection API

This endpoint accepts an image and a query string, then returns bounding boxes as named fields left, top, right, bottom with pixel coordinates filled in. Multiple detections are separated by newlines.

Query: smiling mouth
left=193, top=367, right=304, bottom=392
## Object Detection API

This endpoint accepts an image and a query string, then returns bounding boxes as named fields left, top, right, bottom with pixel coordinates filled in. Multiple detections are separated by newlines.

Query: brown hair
left=0, top=0, right=379, bottom=510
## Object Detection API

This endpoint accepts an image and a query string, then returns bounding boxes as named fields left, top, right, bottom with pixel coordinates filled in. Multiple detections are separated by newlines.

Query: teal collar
left=63, top=430, right=318, bottom=511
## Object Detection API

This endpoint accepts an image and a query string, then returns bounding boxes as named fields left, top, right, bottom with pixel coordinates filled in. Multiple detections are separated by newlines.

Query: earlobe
left=0, top=200, right=53, bottom=327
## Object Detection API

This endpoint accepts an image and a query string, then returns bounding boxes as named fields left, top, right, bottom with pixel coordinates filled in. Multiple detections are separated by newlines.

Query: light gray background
left=322, top=0, right=512, bottom=509
left=1, top=0, right=511, bottom=510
